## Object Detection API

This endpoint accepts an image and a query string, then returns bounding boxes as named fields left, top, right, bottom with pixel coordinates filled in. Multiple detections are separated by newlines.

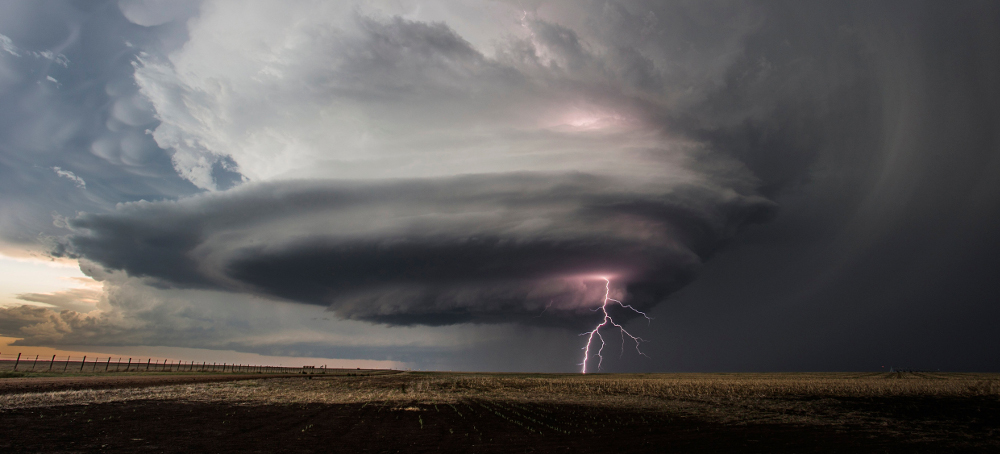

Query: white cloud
left=0, top=33, right=20, bottom=57
left=135, top=0, right=758, bottom=191
left=35, top=50, right=69, bottom=68
left=0, top=33, right=70, bottom=67
left=52, top=167, right=86, bottom=189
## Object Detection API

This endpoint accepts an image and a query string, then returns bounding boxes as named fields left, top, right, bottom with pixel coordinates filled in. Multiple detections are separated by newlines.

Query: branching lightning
left=580, top=277, right=651, bottom=374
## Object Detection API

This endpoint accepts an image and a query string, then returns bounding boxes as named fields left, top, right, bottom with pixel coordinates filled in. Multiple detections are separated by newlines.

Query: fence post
left=80, top=355, right=86, bottom=372
left=147, top=358, right=151, bottom=371
left=126, top=358, right=132, bottom=372
left=93, top=357, right=98, bottom=371
left=63, top=355, right=70, bottom=372
left=13, top=353, right=20, bottom=371
left=49, top=354, right=56, bottom=371
left=105, top=357, right=111, bottom=371
left=31, top=354, right=39, bottom=371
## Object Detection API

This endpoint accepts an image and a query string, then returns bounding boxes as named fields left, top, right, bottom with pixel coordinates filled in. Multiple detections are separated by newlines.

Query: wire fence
left=0, top=352, right=339, bottom=375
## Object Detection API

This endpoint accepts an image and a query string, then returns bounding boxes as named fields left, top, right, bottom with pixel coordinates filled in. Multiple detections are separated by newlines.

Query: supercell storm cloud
left=2, top=0, right=998, bottom=372
left=66, top=174, right=772, bottom=326
left=59, top=2, right=775, bottom=328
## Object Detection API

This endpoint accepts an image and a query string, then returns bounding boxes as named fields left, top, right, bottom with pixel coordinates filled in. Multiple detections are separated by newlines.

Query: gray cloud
left=0, top=0, right=200, bottom=253
left=17, top=287, right=101, bottom=313
left=2, top=0, right=998, bottom=372
left=65, top=174, right=773, bottom=326
left=49, top=1, right=777, bottom=332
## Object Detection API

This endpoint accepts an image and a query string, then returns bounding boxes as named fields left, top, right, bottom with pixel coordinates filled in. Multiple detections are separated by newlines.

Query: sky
left=0, top=0, right=998, bottom=373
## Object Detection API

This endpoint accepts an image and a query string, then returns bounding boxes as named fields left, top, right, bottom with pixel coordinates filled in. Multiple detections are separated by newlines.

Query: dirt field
left=1, top=371, right=998, bottom=453
left=0, top=373, right=308, bottom=395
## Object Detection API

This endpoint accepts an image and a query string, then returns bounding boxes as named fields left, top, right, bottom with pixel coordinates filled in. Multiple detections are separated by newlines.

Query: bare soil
left=3, top=398, right=997, bottom=453
left=1, top=372, right=997, bottom=453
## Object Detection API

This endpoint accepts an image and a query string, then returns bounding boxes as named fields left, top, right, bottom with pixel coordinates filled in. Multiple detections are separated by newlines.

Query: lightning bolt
left=580, top=277, right=651, bottom=374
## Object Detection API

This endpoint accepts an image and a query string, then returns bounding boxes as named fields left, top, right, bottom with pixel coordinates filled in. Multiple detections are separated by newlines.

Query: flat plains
left=1, top=371, right=998, bottom=453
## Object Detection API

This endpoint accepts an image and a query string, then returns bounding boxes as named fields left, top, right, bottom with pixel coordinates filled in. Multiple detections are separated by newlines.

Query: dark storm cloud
left=597, top=0, right=1000, bottom=373
left=66, top=174, right=773, bottom=326
left=4, top=0, right=997, bottom=372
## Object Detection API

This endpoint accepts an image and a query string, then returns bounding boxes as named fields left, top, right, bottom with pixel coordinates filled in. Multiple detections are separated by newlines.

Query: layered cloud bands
left=67, top=175, right=772, bottom=326
left=47, top=1, right=779, bottom=327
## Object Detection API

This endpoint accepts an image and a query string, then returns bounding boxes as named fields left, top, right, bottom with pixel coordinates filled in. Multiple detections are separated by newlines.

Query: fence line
left=0, top=352, right=350, bottom=375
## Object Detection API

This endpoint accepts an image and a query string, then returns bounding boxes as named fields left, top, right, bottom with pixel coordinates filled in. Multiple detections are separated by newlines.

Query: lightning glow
left=580, top=277, right=651, bottom=374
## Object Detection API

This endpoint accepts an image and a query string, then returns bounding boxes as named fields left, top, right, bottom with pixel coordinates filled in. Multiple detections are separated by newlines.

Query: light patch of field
left=3, top=371, right=997, bottom=420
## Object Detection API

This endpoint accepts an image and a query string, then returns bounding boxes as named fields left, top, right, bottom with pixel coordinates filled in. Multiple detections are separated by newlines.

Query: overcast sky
left=0, top=0, right=997, bottom=372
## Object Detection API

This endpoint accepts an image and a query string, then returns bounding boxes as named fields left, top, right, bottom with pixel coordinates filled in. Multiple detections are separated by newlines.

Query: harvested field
left=2, top=371, right=998, bottom=453
left=0, top=373, right=305, bottom=396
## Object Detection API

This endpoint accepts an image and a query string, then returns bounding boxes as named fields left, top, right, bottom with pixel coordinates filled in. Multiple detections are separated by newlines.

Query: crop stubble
left=1, top=371, right=997, bottom=453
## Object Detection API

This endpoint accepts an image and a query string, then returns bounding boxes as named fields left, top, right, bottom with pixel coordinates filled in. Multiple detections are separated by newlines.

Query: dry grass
left=3, top=371, right=997, bottom=451
left=2, top=371, right=998, bottom=445
left=3, top=371, right=996, bottom=412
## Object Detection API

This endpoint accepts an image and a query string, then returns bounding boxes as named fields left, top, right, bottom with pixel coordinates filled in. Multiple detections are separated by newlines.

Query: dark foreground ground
left=1, top=372, right=997, bottom=453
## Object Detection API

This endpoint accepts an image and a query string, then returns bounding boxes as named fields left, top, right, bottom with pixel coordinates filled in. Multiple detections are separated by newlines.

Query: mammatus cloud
left=0, top=4, right=200, bottom=253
